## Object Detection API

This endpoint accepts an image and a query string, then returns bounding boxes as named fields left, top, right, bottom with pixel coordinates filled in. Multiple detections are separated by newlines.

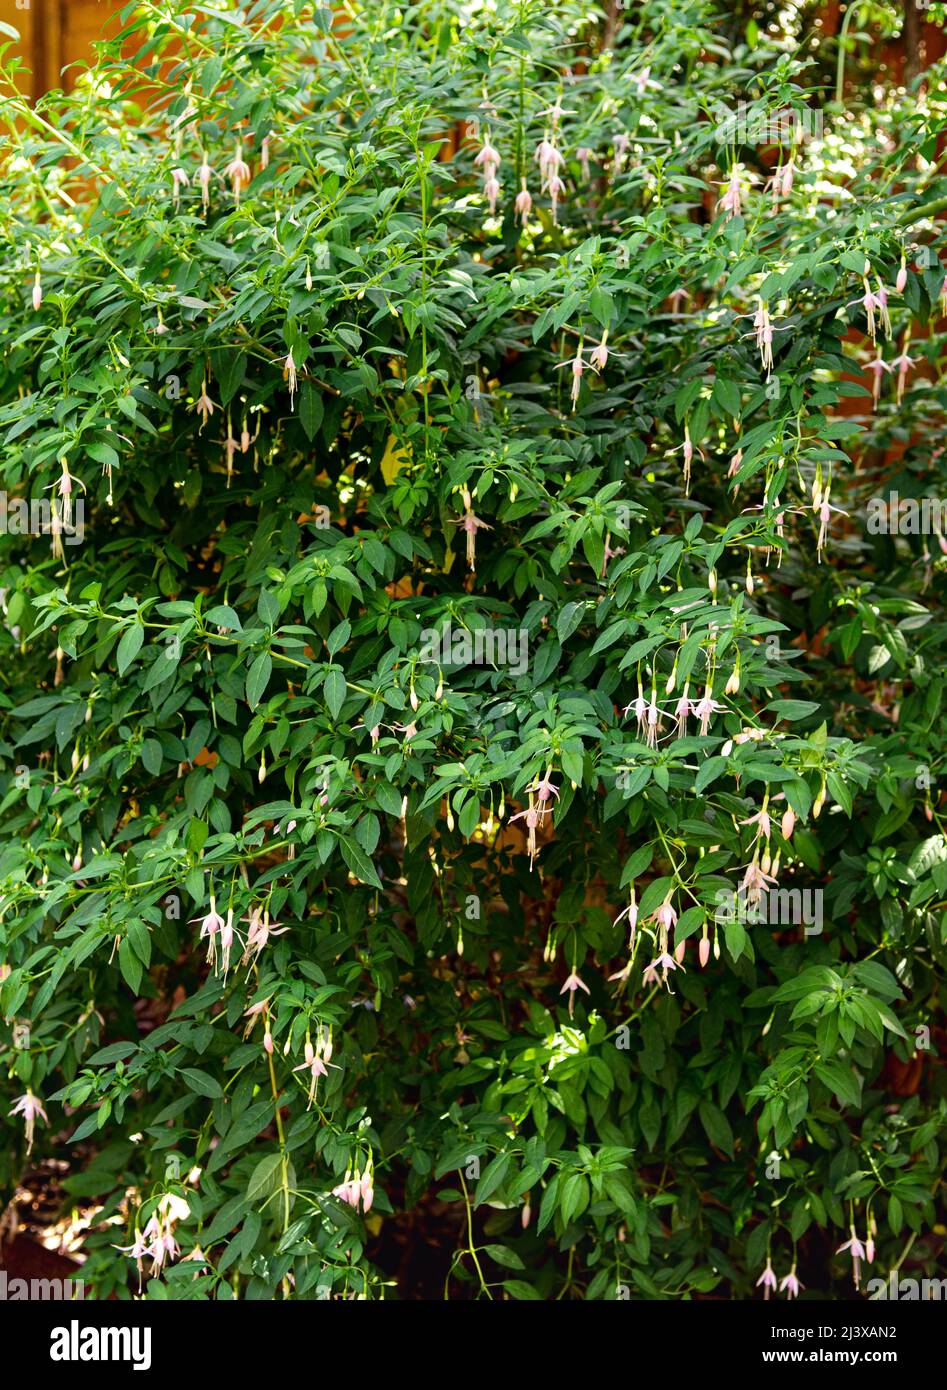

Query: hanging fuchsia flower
left=674, top=687, right=691, bottom=738
left=474, top=139, right=501, bottom=173
left=866, top=354, right=891, bottom=406
left=453, top=507, right=491, bottom=571
left=742, top=807, right=772, bottom=843
left=891, top=345, right=917, bottom=403
left=848, top=278, right=883, bottom=344
left=240, top=905, right=289, bottom=968
left=170, top=166, right=190, bottom=206
left=532, top=773, right=560, bottom=815
left=694, top=689, right=723, bottom=735
left=718, top=165, right=749, bottom=219
left=548, top=173, right=566, bottom=223
left=260, top=134, right=271, bottom=170
left=570, top=346, right=585, bottom=409
left=193, top=378, right=217, bottom=430
left=575, top=146, right=592, bottom=181
left=779, top=1264, right=802, bottom=1299
left=756, top=1259, right=777, bottom=1299
left=837, top=1227, right=866, bottom=1289
left=514, top=180, right=532, bottom=225
left=225, top=141, right=251, bottom=201
left=631, top=66, right=654, bottom=96
left=197, top=153, right=214, bottom=212
left=509, top=800, right=541, bottom=867
left=642, top=952, right=681, bottom=989
left=589, top=333, right=609, bottom=371
left=283, top=351, right=299, bottom=407
left=896, top=255, right=907, bottom=293
left=483, top=174, right=501, bottom=214
left=753, top=301, right=775, bottom=376
left=560, top=969, right=591, bottom=1017
left=815, top=484, right=848, bottom=561
left=612, top=131, right=630, bottom=175
left=191, top=899, right=225, bottom=969
left=740, top=859, right=777, bottom=905
left=875, top=279, right=891, bottom=336
left=534, top=137, right=563, bottom=189
left=10, top=1091, right=47, bottom=1153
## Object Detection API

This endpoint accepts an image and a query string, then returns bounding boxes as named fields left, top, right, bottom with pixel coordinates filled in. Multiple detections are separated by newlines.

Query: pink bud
left=896, top=265, right=907, bottom=293
left=781, top=807, right=796, bottom=839
left=674, top=939, right=686, bottom=964
left=699, top=936, right=710, bottom=968
left=263, top=1032, right=273, bottom=1054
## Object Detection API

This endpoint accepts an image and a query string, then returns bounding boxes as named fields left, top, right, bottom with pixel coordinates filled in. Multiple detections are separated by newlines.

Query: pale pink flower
left=780, top=1264, right=802, bottom=1298
left=483, top=175, right=501, bottom=214
left=781, top=807, right=796, bottom=839
left=756, top=1259, right=777, bottom=1299
left=891, top=349, right=917, bottom=403
left=589, top=338, right=608, bottom=371
left=197, top=154, right=214, bottom=212
left=170, top=166, right=190, bottom=205
left=575, top=146, right=592, bottom=181
left=190, top=901, right=225, bottom=968
left=453, top=509, right=491, bottom=571
left=260, top=135, right=271, bottom=170
left=896, top=258, right=907, bottom=294
left=514, top=181, right=532, bottom=225
left=837, top=1227, right=866, bottom=1289
left=193, top=379, right=217, bottom=431
left=10, top=1091, right=48, bottom=1152
left=474, top=140, right=501, bottom=172
left=225, top=142, right=251, bottom=201
left=698, top=935, right=711, bottom=968
left=284, top=351, right=299, bottom=406
left=694, top=694, right=723, bottom=735
left=867, top=355, right=891, bottom=406
left=642, top=952, right=681, bottom=989
left=560, top=969, right=590, bottom=1017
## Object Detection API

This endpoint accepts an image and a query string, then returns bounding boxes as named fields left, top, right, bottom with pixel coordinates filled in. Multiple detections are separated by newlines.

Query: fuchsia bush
left=0, top=0, right=945, bottom=1300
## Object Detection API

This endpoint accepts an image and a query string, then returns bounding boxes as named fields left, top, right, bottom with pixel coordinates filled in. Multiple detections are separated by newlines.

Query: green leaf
left=298, top=381, right=324, bottom=440
left=246, top=652, right=272, bottom=710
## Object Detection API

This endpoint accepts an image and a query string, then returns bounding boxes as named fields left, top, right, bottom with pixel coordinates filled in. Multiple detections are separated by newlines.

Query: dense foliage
left=0, top=0, right=945, bottom=1300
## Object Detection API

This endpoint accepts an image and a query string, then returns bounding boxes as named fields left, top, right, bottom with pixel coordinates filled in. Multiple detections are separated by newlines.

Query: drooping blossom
left=283, top=351, right=299, bottom=407
left=9, top=1091, right=47, bottom=1153
left=848, top=278, right=884, bottom=344
left=642, top=952, right=680, bottom=989
left=225, top=141, right=252, bottom=201
left=756, top=1259, right=777, bottom=1299
left=197, top=153, right=214, bottom=213
left=718, top=165, right=749, bottom=220
left=694, top=690, right=723, bottom=735
left=560, top=969, right=591, bottom=1017
left=453, top=507, right=491, bottom=571
left=294, top=1027, right=338, bottom=1108
left=866, top=355, right=891, bottom=407
left=836, top=1227, right=866, bottom=1290
left=575, top=146, right=592, bottom=181
left=170, top=166, right=189, bottom=206
left=780, top=1264, right=803, bottom=1299
left=815, top=483, right=848, bottom=561
left=509, top=798, right=541, bottom=867
left=240, top=904, right=289, bottom=969
left=514, top=180, right=532, bottom=226
left=570, top=345, right=585, bottom=410
left=612, top=132, right=630, bottom=177
left=589, top=332, right=609, bottom=371
left=193, top=378, right=217, bottom=430
left=891, top=343, right=917, bottom=403
left=191, top=898, right=225, bottom=969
